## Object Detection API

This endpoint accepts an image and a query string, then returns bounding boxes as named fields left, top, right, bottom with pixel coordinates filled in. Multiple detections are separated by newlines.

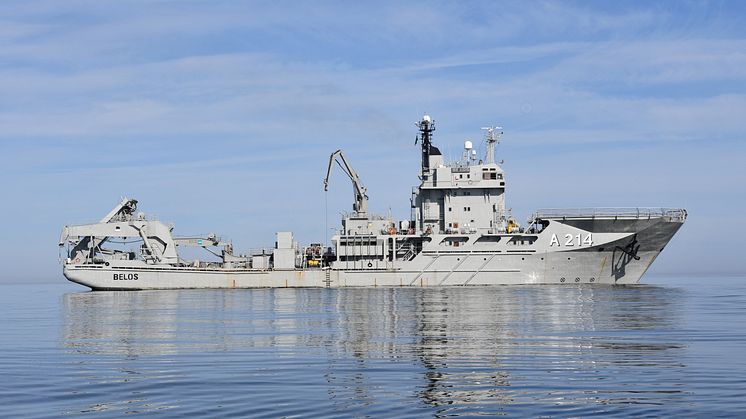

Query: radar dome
left=464, top=140, right=473, bottom=150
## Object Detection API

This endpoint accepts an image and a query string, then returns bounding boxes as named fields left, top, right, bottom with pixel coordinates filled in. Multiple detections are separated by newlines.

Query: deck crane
left=324, top=150, right=368, bottom=217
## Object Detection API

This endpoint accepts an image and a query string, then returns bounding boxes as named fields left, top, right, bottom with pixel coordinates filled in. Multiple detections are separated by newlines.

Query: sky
left=1, top=0, right=744, bottom=282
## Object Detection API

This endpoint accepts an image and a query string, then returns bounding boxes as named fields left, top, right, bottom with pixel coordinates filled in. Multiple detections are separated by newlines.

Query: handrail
left=533, top=207, right=687, bottom=221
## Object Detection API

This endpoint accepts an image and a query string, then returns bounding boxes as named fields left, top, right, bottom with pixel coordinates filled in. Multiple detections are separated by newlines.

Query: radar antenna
left=481, top=125, right=503, bottom=164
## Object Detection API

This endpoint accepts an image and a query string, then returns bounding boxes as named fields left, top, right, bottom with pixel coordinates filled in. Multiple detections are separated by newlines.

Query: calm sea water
left=1, top=275, right=745, bottom=418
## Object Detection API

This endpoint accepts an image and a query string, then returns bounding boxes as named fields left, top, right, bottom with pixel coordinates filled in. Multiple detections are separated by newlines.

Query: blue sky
left=1, top=0, right=744, bottom=282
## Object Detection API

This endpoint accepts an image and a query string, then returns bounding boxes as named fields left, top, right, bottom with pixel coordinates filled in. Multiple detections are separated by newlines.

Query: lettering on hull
left=550, top=233, right=593, bottom=247
left=113, top=273, right=139, bottom=280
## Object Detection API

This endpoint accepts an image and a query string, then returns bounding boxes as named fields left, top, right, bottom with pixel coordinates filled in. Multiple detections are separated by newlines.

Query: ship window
left=508, top=236, right=538, bottom=245
left=439, top=236, right=469, bottom=246
left=467, top=174, right=470, bottom=179
left=475, top=236, right=501, bottom=245
left=448, top=207, right=452, bottom=212
left=497, top=173, right=503, bottom=179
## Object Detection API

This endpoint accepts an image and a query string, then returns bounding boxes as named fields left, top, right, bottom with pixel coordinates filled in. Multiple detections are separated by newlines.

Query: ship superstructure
left=60, top=115, right=686, bottom=290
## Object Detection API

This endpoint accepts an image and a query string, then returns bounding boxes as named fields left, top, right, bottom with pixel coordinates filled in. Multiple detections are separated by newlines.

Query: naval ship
left=60, top=115, right=686, bottom=290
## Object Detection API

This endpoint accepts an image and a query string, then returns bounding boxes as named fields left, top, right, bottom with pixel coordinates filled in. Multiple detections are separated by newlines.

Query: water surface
left=1, top=275, right=745, bottom=417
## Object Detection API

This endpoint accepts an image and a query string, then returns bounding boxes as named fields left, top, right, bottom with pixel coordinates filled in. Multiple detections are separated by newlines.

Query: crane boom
left=324, top=149, right=368, bottom=216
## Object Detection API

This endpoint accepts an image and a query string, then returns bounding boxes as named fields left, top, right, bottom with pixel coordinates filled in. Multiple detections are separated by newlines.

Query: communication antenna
left=481, top=125, right=503, bottom=164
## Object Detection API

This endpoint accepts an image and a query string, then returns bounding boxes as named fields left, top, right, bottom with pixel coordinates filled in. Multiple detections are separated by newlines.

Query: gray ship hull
left=63, top=213, right=683, bottom=290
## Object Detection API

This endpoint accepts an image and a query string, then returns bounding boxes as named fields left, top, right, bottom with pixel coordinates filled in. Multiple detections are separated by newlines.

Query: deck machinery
left=60, top=115, right=686, bottom=289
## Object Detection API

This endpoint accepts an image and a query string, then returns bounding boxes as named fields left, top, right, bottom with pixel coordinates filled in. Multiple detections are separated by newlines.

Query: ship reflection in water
left=61, top=285, right=688, bottom=416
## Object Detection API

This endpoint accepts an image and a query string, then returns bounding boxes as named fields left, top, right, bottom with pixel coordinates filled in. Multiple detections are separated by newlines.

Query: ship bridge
left=413, top=116, right=509, bottom=235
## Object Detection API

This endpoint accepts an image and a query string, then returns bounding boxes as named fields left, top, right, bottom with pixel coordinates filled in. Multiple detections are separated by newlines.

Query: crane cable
left=324, top=187, right=328, bottom=251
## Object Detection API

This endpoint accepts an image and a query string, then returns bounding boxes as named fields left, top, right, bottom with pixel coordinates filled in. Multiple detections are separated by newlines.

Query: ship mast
left=415, top=114, right=435, bottom=176
left=481, top=125, right=503, bottom=164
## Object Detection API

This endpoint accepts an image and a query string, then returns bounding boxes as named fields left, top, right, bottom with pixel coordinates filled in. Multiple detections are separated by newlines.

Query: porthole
left=575, top=277, right=580, bottom=282
left=567, top=257, right=571, bottom=260
left=590, top=277, right=595, bottom=283
left=560, top=277, right=566, bottom=283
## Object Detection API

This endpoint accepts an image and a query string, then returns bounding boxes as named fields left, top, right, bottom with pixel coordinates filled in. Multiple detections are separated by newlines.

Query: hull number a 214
left=550, top=233, right=593, bottom=247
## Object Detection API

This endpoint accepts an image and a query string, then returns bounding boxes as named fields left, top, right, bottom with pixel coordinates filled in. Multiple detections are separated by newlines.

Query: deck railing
left=532, top=208, right=687, bottom=221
